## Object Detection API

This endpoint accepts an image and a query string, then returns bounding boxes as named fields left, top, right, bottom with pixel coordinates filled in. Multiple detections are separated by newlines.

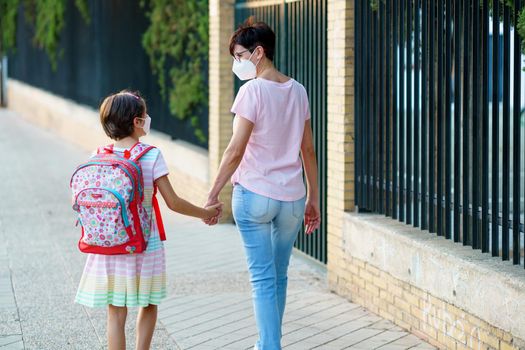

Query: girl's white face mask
left=138, top=115, right=151, bottom=134
left=232, top=48, right=260, bottom=81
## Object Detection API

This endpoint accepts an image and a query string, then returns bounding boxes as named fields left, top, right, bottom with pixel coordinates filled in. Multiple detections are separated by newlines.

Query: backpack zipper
left=71, top=162, right=138, bottom=202
left=74, top=187, right=130, bottom=228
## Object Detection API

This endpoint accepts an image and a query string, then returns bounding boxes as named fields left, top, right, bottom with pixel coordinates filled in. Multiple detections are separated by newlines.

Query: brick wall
left=333, top=255, right=522, bottom=350
left=208, top=0, right=235, bottom=219
left=325, top=0, right=356, bottom=298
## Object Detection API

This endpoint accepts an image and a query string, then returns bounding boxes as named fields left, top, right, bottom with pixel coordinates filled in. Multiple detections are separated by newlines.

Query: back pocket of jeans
left=292, top=198, right=306, bottom=219
left=242, top=191, right=270, bottom=220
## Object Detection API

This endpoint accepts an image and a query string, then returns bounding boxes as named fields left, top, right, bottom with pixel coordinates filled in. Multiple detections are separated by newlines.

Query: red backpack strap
left=153, top=184, right=166, bottom=241
left=129, top=142, right=166, bottom=241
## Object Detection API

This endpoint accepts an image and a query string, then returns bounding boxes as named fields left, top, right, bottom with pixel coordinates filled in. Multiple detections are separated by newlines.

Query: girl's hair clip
left=121, top=92, right=139, bottom=100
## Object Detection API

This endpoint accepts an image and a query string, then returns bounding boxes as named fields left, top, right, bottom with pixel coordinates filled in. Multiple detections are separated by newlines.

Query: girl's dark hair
left=229, top=17, right=276, bottom=61
left=99, top=90, right=146, bottom=140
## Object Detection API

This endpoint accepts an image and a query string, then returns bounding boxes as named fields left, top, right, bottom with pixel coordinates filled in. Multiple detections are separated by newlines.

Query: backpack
left=70, top=142, right=165, bottom=255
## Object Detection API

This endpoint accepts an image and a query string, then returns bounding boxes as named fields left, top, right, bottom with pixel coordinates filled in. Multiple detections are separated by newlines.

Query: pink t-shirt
left=230, top=78, right=310, bottom=201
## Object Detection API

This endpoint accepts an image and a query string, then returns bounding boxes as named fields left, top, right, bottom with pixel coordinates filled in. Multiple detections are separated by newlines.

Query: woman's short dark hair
left=229, top=17, right=276, bottom=61
left=99, top=90, right=146, bottom=140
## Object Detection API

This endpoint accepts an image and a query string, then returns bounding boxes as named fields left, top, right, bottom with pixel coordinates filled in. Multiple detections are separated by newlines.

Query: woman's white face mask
left=232, top=48, right=260, bottom=80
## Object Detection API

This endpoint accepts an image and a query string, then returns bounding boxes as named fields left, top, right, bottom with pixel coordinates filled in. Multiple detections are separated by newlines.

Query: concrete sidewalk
left=0, top=109, right=435, bottom=349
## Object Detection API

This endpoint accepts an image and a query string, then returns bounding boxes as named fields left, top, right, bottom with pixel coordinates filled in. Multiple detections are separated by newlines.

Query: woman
left=205, top=18, right=321, bottom=350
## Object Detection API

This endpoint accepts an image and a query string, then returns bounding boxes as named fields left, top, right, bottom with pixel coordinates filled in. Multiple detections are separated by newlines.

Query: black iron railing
left=355, top=0, right=525, bottom=266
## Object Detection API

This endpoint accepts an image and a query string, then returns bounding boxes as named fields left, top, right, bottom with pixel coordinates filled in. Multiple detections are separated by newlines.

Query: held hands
left=203, top=196, right=223, bottom=226
left=304, top=198, right=321, bottom=235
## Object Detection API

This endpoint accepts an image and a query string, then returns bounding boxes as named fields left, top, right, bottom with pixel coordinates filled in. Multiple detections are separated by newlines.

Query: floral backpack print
left=70, top=142, right=166, bottom=255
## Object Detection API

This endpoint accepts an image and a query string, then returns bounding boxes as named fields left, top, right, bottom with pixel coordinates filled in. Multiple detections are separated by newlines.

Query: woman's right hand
left=304, top=198, right=320, bottom=235
left=300, top=119, right=320, bottom=235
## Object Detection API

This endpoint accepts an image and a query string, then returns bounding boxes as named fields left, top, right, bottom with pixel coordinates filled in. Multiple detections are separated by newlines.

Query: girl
left=74, top=90, right=221, bottom=350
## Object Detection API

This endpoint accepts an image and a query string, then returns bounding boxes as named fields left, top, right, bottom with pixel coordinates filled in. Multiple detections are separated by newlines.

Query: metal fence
left=7, top=0, right=208, bottom=147
left=355, top=0, right=525, bottom=266
left=235, top=0, right=328, bottom=263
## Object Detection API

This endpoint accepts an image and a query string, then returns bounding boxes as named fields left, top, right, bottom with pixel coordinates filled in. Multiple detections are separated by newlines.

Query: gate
left=235, top=0, right=328, bottom=263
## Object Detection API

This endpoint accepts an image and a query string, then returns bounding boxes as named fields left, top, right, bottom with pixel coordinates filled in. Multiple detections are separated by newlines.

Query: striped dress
left=75, top=146, right=169, bottom=308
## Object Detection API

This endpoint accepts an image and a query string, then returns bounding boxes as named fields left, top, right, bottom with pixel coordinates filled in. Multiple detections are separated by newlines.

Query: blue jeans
left=232, top=184, right=306, bottom=350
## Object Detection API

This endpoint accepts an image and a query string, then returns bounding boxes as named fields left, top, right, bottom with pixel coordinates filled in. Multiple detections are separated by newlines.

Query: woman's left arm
left=205, top=116, right=254, bottom=220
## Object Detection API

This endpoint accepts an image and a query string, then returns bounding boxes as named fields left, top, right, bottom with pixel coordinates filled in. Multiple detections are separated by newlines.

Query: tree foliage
left=0, top=0, right=90, bottom=70
left=141, top=0, right=209, bottom=143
